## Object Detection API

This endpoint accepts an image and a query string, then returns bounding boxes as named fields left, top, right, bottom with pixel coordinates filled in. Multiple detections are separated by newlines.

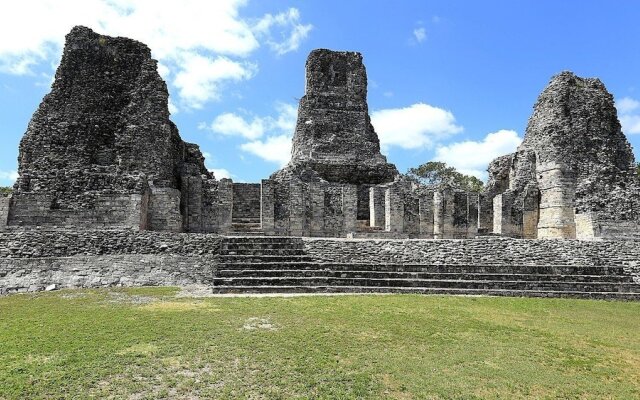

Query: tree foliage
left=0, top=187, right=12, bottom=196
left=406, top=161, right=484, bottom=192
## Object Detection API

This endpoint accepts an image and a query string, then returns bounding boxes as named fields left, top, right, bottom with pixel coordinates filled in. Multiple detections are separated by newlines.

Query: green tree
left=0, top=187, right=12, bottom=196
left=406, top=161, right=484, bottom=192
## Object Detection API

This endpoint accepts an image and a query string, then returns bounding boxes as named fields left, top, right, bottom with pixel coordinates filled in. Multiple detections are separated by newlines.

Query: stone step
left=212, top=277, right=640, bottom=293
left=218, top=255, right=314, bottom=263
left=214, top=262, right=628, bottom=276
left=227, top=231, right=265, bottom=236
left=215, top=269, right=634, bottom=283
left=221, top=236, right=303, bottom=244
left=231, top=218, right=261, bottom=224
left=231, top=222, right=262, bottom=231
left=221, top=242, right=304, bottom=251
left=209, top=285, right=640, bottom=301
left=220, top=249, right=307, bottom=256
left=230, top=224, right=263, bottom=233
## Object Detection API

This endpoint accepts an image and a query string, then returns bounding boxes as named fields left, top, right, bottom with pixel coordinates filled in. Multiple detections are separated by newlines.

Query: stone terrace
left=1, top=230, right=639, bottom=300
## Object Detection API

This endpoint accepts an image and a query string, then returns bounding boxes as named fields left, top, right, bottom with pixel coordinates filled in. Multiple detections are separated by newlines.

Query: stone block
left=385, top=186, right=404, bottom=233
left=342, top=184, right=358, bottom=234
left=260, top=180, right=275, bottom=235
left=217, top=179, right=233, bottom=234
left=418, top=191, right=434, bottom=238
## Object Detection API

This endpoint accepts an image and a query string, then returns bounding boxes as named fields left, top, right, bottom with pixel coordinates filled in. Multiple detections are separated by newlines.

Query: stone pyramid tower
left=9, top=26, right=217, bottom=231
left=272, top=49, right=398, bottom=184
left=486, top=71, right=640, bottom=239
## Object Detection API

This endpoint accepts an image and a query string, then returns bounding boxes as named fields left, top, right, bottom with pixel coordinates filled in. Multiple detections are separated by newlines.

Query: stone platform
left=1, top=230, right=639, bottom=300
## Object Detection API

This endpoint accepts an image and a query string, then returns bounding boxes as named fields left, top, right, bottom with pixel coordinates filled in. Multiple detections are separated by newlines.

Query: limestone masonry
left=1, top=27, right=639, bottom=298
left=271, top=49, right=398, bottom=185
left=488, top=72, right=640, bottom=240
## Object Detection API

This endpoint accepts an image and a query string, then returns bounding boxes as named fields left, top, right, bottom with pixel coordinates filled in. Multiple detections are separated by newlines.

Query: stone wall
left=0, top=230, right=221, bottom=258
left=8, top=192, right=148, bottom=230
left=1, top=255, right=215, bottom=294
left=2, top=230, right=639, bottom=294
left=0, top=196, right=11, bottom=228
left=232, top=183, right=261, bottom=221
left=302, top=237, right=640, bottom=272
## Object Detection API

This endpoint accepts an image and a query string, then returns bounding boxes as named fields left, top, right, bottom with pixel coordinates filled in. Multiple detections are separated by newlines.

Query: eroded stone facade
left=271, top=49, right=398, bottom=185
left=6, top=27, right=228, bottom=233
left=486, top=72, right=640, bottom=240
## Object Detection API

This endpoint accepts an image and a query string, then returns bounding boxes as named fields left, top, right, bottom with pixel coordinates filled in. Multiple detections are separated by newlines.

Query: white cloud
left=168, top=98, right=178, bottom=115
left=0, top=170, right=19, bottom=184
left=254, top=8, right=313, bottom=55
left=210, top=168, right=233, bottom=180
left=371, top=103, right=463, bottom=150
left=240, top=134, right=292, bottom=166
left=210, top=112, right=266, bottom=140
left=0, top=0, right=311, bottom=107
left=616, top=97, right=640, bottom=135
left=173, top=53, right=256, bottom=109
left=206, top=102, right=297, bottom=142
left=272, top=103, right=298, bottom=132
left=204, top=103, right=296, bottom=165
left=433, top=129, right=522, bottom=180
left=413, top=27, right=427, bottom=43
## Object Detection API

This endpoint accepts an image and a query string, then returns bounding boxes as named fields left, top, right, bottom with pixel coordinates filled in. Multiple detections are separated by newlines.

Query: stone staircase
left=212, top=237, right=640, bottom=300
left=230, top=217, right=263, bottom=235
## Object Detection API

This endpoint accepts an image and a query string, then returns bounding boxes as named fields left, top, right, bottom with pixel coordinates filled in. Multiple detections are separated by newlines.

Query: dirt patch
left=242, top=317, right=279, bottom=331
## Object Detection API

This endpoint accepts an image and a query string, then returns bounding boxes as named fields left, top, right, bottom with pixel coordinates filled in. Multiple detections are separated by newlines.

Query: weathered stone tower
left=272, top=49, right=398, bottom=184
left=7, top=26, right=226, bottom=232
left=487, top=71, right=640, bottom=239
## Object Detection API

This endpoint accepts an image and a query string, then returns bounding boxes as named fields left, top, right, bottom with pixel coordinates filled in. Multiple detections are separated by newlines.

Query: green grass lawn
left=0, top=289, right=639, bottom=399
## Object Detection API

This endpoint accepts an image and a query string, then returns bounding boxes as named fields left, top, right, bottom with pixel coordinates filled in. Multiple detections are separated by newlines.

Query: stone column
left=492, top=191, right=522, bottom=237
left=369, top=186, right=386, bottom=228
left=260, top=179, right=275, bottom=235
left=522, top=187, right=539, bottom=239
left=467, top=192, right=479, bottom=238
left=493, top=193, right=506, bottom=235
left=342, top=184, right=358, bottom=234
left=217, top=179, right=233, bottom=234
left=433, top=189, right=455, bottom=239
left=418, top=191, right=434, bottom=238
left=182, top=175, right=203, bottom=232
left=452, top=191, right=469, bottom=238
left=309, top=183, right=325, bottom=237
left=536, top=162, right=576, bottom=239
left=433, top=191, right=444, bottom=239
left=385, top=185, right=404, bottom=232
left=289, top=180, right=304, bottom=236
left=575, top=212, right=596, bottom=240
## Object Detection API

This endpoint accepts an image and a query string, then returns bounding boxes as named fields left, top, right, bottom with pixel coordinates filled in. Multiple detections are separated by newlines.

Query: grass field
left=0, top=288, right=639, bottom=399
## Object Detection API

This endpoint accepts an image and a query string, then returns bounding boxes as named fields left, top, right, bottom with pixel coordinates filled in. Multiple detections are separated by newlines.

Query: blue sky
left=2, top=0, right=640, bottom=186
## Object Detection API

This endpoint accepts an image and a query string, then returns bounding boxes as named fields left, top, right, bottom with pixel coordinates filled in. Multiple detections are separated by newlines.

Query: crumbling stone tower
left=7, top=26, right=225, bottom=232
left=487, top=71, right=640, bottom=239
left=272, top=49, right=398, bottom=184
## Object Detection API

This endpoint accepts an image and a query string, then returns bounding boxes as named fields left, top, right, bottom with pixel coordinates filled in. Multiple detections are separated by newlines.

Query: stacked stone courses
left=1, top=231, right=639, bottom=298
left=487, top=72, right=640, bottom=240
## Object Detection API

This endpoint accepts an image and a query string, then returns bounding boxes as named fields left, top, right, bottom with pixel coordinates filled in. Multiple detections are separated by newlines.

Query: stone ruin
left=272, top=49, right=398, bottom=185
left=487, top=72, right=640, bottom=240
left=1, top=26, right=640, bottom=241
left=2, top=26, right=229, bottom=233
